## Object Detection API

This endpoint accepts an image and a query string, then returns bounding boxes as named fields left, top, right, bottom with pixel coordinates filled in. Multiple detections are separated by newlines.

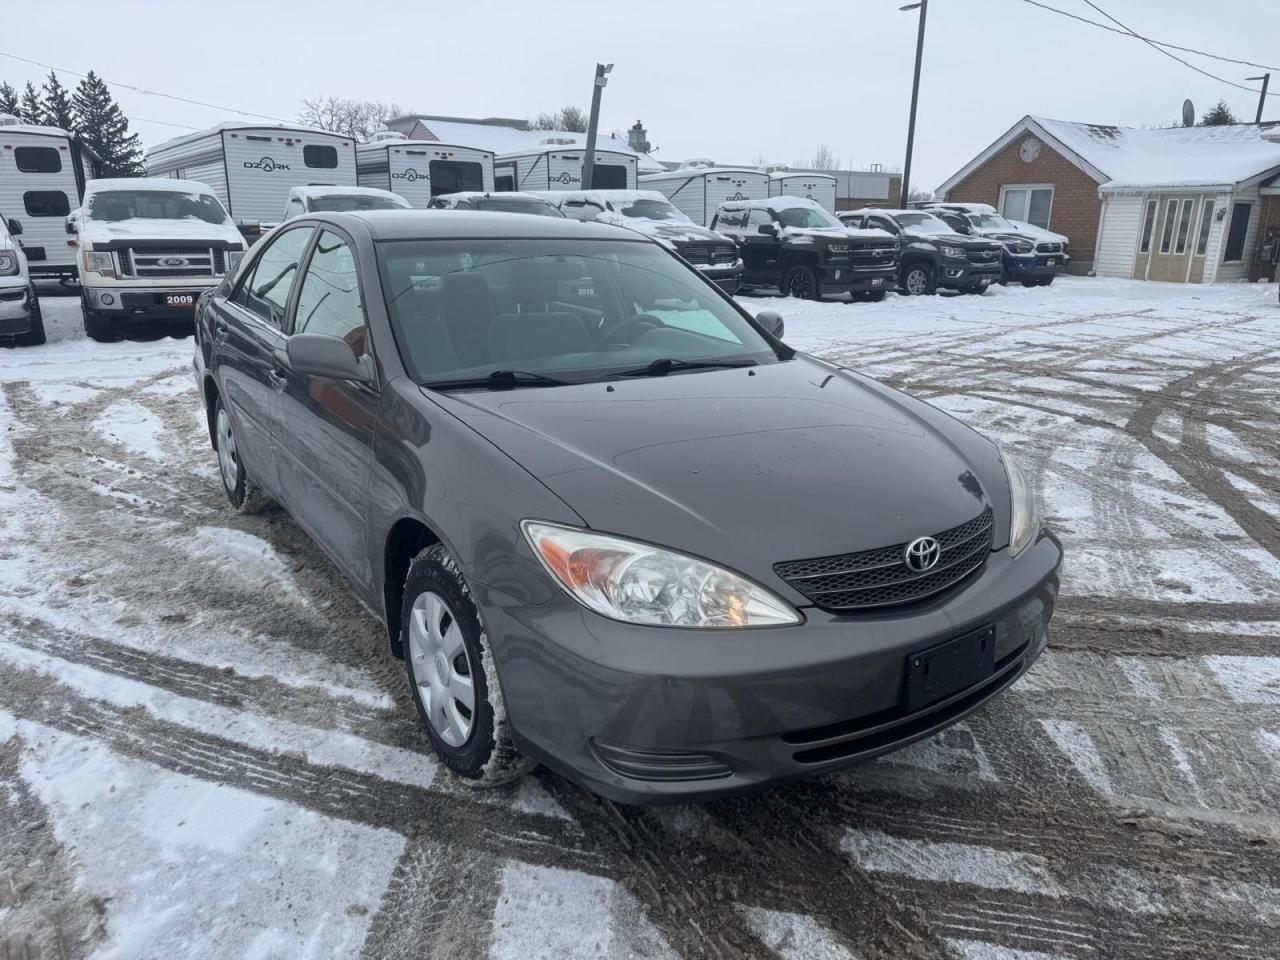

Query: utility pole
left=581, top=63, right=613, bottom=190
left=1247, top=73, right=1270, bottom=123
left=899, top=0, right=928, bottom=205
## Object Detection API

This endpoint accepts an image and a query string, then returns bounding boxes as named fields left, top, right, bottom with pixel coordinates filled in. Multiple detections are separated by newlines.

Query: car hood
left=79, top=217, right=244, bottom=246
left=613, top=218, right=730, bottom=245
left=428, top=355, right=1002, bottom=596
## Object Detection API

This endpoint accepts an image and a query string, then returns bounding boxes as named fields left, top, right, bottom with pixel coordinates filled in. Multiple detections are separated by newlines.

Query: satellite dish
left=1182, top=99, right=1195, bottom=127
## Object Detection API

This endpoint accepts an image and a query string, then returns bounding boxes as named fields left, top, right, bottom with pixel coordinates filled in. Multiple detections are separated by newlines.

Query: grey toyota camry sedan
left=193, top=210, right=1061, bottom=804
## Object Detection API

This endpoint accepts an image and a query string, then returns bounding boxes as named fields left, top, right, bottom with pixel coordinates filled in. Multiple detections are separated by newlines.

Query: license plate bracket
left=904, top=626, right=995, bottom=713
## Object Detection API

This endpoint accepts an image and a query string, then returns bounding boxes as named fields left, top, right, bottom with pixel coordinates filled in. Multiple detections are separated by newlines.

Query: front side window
left=15, top=146, right=62, bottom=173
left=304, top=144, right=339, bottom=169
left=294, top=230, right=365, bottom=345
left=747, top=209, right=774, bottom=229
left=376, top=239, right=780, bottom=384
left=233, top=227, right=313, bottom=328
left=774, top=206, right=839, bottom=229
left=1139, top=199, right=1158, bottom=254
left=87, top=189, right=227, bottom=224
left=23, top=191, right=70, bottom=217
left=1195, top=200, right=1215, bottom=256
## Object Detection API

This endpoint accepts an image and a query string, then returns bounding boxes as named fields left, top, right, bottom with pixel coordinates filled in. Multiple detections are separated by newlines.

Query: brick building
left=937, top=115, right=1280, bottom=281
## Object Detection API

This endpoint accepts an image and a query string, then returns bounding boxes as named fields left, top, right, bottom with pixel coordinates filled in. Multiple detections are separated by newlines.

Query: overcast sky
left=3, top=0, right=1274, bottom=191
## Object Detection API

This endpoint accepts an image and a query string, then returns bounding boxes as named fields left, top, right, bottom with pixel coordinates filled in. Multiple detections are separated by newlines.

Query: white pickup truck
left=0, top=211, right=43, bottom=346
left=71, top=178, right=246, bottom=342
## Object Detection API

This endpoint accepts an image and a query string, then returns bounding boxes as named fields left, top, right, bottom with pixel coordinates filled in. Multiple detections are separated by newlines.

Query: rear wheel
left=900, top=263, right=935, bottom=296
left=213, top=397, right=269, bottom=514
left=402, top=544, right=531, bottom=786
left=781, top=264, right=820, bottom=300
left=13, top=289, right=45, bottom=347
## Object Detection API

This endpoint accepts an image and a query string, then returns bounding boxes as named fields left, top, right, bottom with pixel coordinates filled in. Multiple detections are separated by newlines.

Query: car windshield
left=775, top=206, right=839, bottom=229
left=377, top=238, right=780, bottom=387
left=473, top=198, right=565, bottom=217
left=87, top=190, right=227, bottom=224
left=895, top=212, right=954, bottom=235
left=617, top=198, right=688, bottom=222
left=968, top=213, right=1017, bottom=231
left=309, top=195, right=406, bottom=212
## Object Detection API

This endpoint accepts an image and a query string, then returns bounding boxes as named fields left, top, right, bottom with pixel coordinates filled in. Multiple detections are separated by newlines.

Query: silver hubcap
left=905, top=269, right=928, bottom=295
left=215, top=408, right=239, bottom=491
left=407, top=591, right=475, bottom=748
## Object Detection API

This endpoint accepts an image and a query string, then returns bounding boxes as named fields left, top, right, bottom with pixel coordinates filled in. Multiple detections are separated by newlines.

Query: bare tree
left=530, top=106, right=588, bottom=133
left=907, top=188, right=935, bottom=204
left=750, top=153, right=768, bottom=169
left=298, top=97, right=405, bottom=140
left=809, top=144, right=837, bottom=171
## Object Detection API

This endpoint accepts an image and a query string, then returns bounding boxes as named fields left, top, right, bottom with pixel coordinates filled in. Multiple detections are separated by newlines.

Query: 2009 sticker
left=165, top=294, right=195, bottom=307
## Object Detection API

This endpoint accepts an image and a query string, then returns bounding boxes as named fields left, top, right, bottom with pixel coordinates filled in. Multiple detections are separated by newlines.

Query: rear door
left=271, top=226, right=379, bottom=586
left=211, top=224, right=315, bottom=494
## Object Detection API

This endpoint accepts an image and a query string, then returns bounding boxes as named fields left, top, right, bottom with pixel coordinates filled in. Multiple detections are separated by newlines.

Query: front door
left=740, top=208, right=782, bottom=282
left=271, top=227, right=380, bottom=588
left=1146, top=196, right=1199, bottom=282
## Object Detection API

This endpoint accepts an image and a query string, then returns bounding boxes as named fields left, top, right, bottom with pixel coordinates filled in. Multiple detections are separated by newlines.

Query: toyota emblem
left=904, top=536, right=941, bottom=572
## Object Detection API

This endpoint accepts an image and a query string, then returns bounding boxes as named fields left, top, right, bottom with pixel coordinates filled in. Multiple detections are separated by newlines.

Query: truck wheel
left=14, top=289, right=45, bottom=347
left=402, top=543, right=532, bottom=786
left=999, top=266, right=1009, bottom=286
left=782, top=264, right=820, bottom=300
left=83, top=307, right=120, bottom=343
left=213, top=397, right=270, bottom=514
left=900, top=263, right=935, bottom=296
left=965, top=283, right=988, bottom=296
left=1037, top=276, right=1055, bottom=287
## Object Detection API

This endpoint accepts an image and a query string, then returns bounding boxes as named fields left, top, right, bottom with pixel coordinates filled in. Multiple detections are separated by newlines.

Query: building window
left=1222, top=202, right=1251, bottom=262
left=1138, top=199, right=1158, bottom=254
left=999, top=184, right=1054, bottom=229
left=1173, top=198, right=1195, bottom=255
left=15, top=146, right=62, bottom=173
left=23, top=190, right=70, bottom=217
left=303, top=144, right=338, bottom=169
left=1159, top=199, right=1178, bottom=254
left=1195, top=200, right=1215, bottom=256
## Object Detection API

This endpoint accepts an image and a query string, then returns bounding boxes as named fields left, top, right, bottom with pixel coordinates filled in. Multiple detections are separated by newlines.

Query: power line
left=1019, top=0, right=1280, bottom=86
left=0, top=48, right=291, bottom=122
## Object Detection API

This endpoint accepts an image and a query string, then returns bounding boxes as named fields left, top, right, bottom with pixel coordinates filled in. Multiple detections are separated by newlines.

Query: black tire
left=999, top=266, right=1009, bottom=286
left=965, top=283, right=988, bottom=296
left=401, top=543, right=531, bottom=786
left=1020, top=280, right=1038, bottom=288
left=781, top=263, right=820, bottom=300
left=850, top=290, right=887, bottom=303
left=899, top=262, right=936, bottom=296
left=83, top=304, right=120, bottom=343
left=13, top=289, right=45, bottom=347
left=212, top=395, right=270, bottom=514
left=1037, top=275, right=1055, bottom=287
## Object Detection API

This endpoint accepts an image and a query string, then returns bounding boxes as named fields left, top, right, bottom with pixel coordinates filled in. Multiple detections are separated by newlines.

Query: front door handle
left=213, top=318, right=229, bottom=343
left=266, top=369, right=287, bottom=391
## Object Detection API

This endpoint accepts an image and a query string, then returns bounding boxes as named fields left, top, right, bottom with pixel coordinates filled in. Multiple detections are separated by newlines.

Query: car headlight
left=828, top=243, right=850, bottom=253
left=1001, top=449, right=1039, bottom=556
left=522, top=521, right=802, bottom=628
left=225, top=249, right=245, bottom=272
left=0, top=252, right=16, bottom=276
left=84, top=251, right=115, bottom=276
left=940, top=245, right=964, bottom=258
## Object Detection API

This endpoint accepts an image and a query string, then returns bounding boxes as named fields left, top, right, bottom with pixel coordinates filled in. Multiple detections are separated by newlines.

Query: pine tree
left=1199, top=99, right=1238, bottom=126
left=19, top=81, right=43, bottom=124
left=0, top=83, right=19, bottom=117
left=42, top=70, right=75, bottom=131
left=72, top=71, right=142, bottom=176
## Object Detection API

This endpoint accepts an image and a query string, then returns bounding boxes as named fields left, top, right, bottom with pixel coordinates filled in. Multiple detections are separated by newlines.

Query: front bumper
left=83, top=281, right=220, bottom=322
left=478, top=529, right=1063, bottom=805
left=695, top=260, right=744, bottom=295
left=938, top=259, right=1001, bottom=289
left=1006, top=255, right=1063, bottom=280
left=818, top=264, right=897, bottom=296
left=0, top=284, right=34, bottom=335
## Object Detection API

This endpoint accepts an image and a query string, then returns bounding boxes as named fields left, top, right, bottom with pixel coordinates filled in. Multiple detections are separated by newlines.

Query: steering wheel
left=597, top=314, right=665, bottom=348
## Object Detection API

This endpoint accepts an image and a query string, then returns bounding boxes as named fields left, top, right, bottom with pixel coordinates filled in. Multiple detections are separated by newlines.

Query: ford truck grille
left=118, top=247, right=224, bottom=279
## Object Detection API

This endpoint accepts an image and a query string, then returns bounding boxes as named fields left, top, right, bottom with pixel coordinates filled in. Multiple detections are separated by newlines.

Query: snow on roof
left=85, top=177, right=217, bottom=194
left=290, top=185, right=404, bottom=200
left=768, top=171, right=836, bottom=182
left=0, top=121, right=73, bottom=139
left=540, top=189, right=670, bottom=206
left=147, top=121, right=351, bottom=155
left=396, top=116, right=663, bottom=173
left=719, top=195, right=827, bottom=211
left=435, top=191, right=552, bottom=202
left=643, top=166, right=764, bottom=179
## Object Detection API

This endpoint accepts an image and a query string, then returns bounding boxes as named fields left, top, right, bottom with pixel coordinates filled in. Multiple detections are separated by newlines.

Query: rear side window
left=232, top=226, right=313, bottom=328
left=304, top=144, right=338, bottom=169
left=293, top=230, right=365, bottom=345
left=15, top=146, right=62, bottom=173
left=24, top=191, right=70, bottom=217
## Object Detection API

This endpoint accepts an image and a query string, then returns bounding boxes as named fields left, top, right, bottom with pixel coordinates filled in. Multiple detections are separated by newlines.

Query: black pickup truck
left=838, top=208, right=1003, bottom=295
left=711, top=198, right=899, bottom=301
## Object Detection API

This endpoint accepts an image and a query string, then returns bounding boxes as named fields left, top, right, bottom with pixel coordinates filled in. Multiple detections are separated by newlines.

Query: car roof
left=435, top=191, right=553, bottom=202
left=313, top=209, right=647, bottom=241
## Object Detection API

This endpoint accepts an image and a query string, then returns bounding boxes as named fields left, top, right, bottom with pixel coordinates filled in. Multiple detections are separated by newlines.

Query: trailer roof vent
left=368, top=130, right=407, bottom=142
left=764, top=163, right=789, bottom=174
left=685, top=157, right=715, bottom=168
left=0, top=113, right=20, bottom=127
left=540, top=137, right=577, bottom=146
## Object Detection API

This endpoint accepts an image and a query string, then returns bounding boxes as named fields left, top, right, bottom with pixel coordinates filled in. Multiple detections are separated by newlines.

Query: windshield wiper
left=618, top=357, right=757, bottom=378
left=424, top=369, right=571, bottom=391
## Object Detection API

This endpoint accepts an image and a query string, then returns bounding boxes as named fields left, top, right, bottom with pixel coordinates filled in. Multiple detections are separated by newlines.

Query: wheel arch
left=202, top=375, right=220, bottom=449
left=383, top=516, right=444, bottom=658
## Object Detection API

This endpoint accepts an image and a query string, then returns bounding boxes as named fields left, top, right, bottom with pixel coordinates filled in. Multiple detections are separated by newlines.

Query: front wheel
left=781, top=264, right=820, bottom=300
left=83, top=304, right=120, bottom=343
left=899, top=263, right=936, bottom=296
left=14, top=289, right=45, bottom=347
left=1037, top=275, right=1055, bottom=287
left=402, top=544, right=531, bottom=786
left=850, top=290, right=887, bottom=303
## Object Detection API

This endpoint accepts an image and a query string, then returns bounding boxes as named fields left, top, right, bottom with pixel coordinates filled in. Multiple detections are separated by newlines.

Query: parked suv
left=283, top=185, right=409, bottom=221
left=72, top=178, right=246, bottom=342
left=550, top=189, right=744, bottom=294
left=712, top=197, right=899, bottom=301
left=839, top=209, right=1002, bottom=295
left=925, top=203, right=1064, bottom=286
left=0, top=212, right=44, bottom=346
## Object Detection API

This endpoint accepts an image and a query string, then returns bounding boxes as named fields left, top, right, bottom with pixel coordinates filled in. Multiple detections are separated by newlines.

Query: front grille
left=681, top=242, right=737, bottom=266
left=119, top=246, right=221, bottom=279
left=849, top=244, right=899, bottom=269
left=774, top=508, right=994, bottom=612
left=1036, top=242, right=1062, bottom=254
left=967, top=247, right=1001, bottom=264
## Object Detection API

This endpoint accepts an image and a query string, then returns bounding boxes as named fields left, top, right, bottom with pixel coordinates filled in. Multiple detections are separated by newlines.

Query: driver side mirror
left=65, top=218, right=77, bottom=235
left=8, top=218, right=23, bottom=236
left=285, top=333, right=373, bottom=383
left=757, top=223, right=778, bottom=236
left=755, top=309, right=785, bottom=339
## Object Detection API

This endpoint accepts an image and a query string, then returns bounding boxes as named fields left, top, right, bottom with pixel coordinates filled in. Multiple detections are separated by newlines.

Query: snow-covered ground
left=1, top=277, right=1278, bottom=959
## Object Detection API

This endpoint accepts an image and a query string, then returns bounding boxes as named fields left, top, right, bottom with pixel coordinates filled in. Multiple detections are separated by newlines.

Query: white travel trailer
left=769, top=172, right=838, bottom=213
left=638, top=167, right=769, bottom=226
left=496, top=144, right=638, bottom=193
left=144, top=122, right=357, bottom=235
left=0, top=114, right=97, bottom=278
left=356, top=134, right=494, bottom=207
